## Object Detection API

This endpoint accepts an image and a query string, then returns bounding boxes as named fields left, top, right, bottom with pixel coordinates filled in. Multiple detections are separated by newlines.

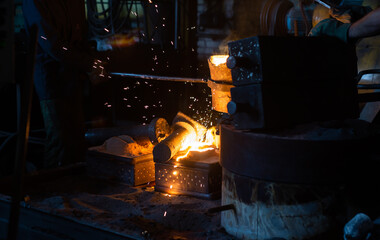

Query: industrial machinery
left=218, top=36, right=377, bottom=239
left=226, top=35, right=359, bottom=130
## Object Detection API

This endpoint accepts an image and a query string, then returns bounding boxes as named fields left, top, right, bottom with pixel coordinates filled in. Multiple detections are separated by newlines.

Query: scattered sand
left=21, top=173, right=235, bottom=239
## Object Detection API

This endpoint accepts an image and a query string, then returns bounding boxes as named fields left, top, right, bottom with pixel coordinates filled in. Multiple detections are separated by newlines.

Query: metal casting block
left=154, top=151, right=222, bottom=199
left=87, top=150, right=155, bottom=186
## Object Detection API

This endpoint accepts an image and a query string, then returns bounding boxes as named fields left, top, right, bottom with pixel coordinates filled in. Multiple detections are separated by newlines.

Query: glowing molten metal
left=210, top=55, right=229, bottom=66
left=175, top=127, right=217, bottom=162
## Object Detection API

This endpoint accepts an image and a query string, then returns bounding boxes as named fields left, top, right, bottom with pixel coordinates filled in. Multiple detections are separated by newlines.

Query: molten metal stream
left=175, top=127, right=217, bottom=161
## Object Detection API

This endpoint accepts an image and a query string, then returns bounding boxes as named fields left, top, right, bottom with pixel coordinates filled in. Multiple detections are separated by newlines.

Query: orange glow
left=172, top=171, right=178, bottom=176
left=175, top=127, right=217, bottom=161
left=210, top=55, right=228, bottom=66
left=208, top=54, right=232, bottom=82
left=108, top=34, right=137, bottom=48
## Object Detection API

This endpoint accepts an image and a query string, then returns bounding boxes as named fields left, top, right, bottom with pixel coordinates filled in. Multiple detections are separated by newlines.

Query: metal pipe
left=153, top=121, right=195, bottom=163
left=174, top=0, right=179, bottom=49
left=111, top=72, right=206, bottom=83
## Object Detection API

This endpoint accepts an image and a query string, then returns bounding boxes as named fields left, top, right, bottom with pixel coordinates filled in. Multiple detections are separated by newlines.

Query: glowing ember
left=210, top=55, right=228, bottom=66
left=107, top=34, right=137, bottom=48
left=175, top=126, right=217, bottom=161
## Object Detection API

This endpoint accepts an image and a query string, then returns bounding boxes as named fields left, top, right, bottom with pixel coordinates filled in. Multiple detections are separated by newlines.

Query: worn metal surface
left=219, top=123, right=371, bottom=184
left=227, top=36, right=359, bottom=129
left=221, top=168, right=338, bottom=240
left=154, top=152, right=222, bottom=199
left=87, top=151, right=155, bottom=186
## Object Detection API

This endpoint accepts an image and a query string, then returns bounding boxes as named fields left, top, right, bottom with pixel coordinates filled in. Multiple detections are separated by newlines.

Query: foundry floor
left=0, top=164, right=236, bottom=240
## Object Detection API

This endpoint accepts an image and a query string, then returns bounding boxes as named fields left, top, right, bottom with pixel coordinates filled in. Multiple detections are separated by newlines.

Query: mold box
left=154, top=151, right=222, bottom=199
left=87, top=149, right=155, bottom=186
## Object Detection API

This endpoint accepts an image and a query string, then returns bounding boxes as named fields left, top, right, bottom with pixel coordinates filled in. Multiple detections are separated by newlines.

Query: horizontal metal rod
left=207, top=204, right=235, bottom=214
left=358, top=84, right=380, bottom=89
left=111, top=72, right=207, bottom=84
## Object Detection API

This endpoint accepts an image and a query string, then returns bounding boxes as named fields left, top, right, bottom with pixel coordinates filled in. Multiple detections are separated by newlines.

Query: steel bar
left=111, top=72, right=207, bottom=83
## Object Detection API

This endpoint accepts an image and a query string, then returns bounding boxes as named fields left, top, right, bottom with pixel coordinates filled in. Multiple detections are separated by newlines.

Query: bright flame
left=210, top=55, right=228, bottom=66
left=175, top=127, right=217, bottom=161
